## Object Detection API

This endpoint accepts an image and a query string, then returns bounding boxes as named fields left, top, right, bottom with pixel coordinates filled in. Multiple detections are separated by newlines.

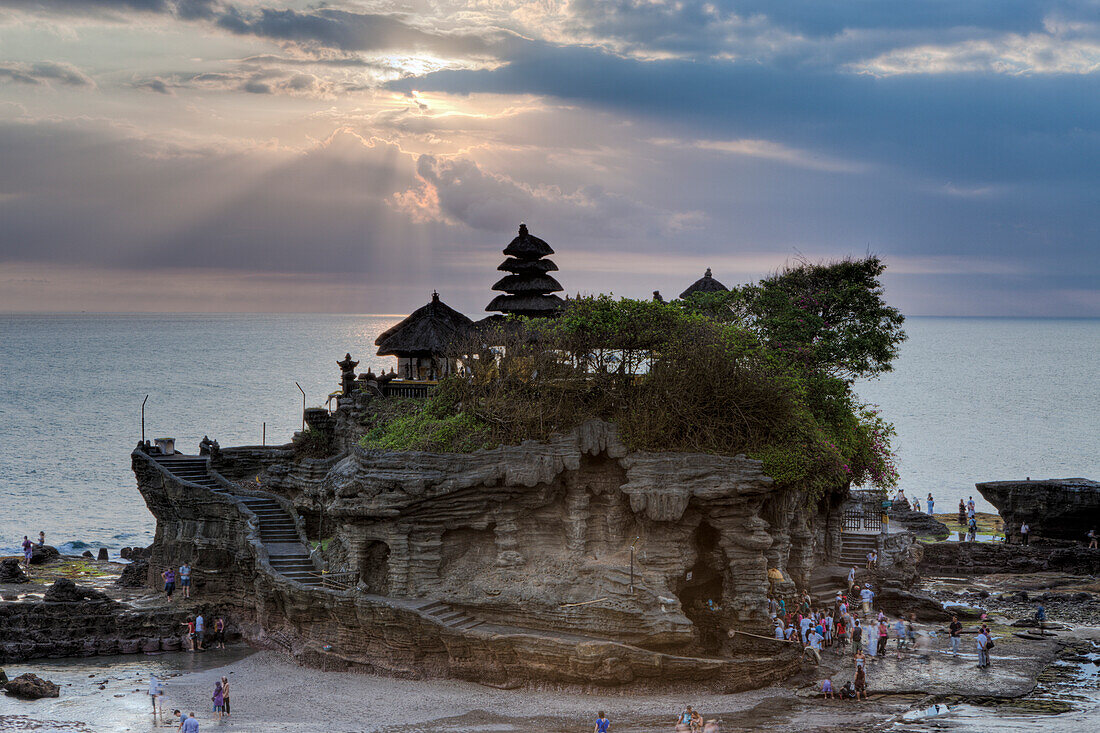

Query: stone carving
left=337, top=353, right=359, bottom=396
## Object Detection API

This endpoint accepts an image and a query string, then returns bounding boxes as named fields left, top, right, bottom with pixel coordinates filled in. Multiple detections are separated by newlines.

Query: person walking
left=854, top=664, right=867, bottom=701
left=181, top=711, right=199, bottom=733
left=194, top=614, right=205, bottom=651
left=148, top=675, right=165, bottom=719
left=1088, top=528, right=1098, bottom=549
left=180, top=618, right=196, bottom=651
left=162, top=567, right=176, bottom=600
left=593, top=710, right=611, bottom=733
left=847, top=567, right=857, bottom=595
left=178, top=562, right=192, bottom=599
left=1020, top=522, right=1030, bottom=546
left=22, top=536, right=34, bottom=568
left=926, top=493, right=934, bottom=515
left=877, top=619, right=889, bottom=657
left=948, top=615, right=962, bottom=657
left=220, top=676, right=231, bottom=717
left=860, top=585, right=875, bottom=617
left=894, top=617, right=906, bottom=658
left=852, top=619, right=863, bottom=654
left=958, top=500, right=966, bottom=526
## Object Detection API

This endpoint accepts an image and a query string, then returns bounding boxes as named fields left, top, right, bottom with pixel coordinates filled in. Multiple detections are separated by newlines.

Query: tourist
left=836, top=616, right=847, bottom=648
left=865, top=550, right=874, bottom=570
left=774, top=620, right=785, bottom=640
left=967, top=497, right=976, bottom=519
left=37, top=531, right=45, bottom=547
left=784, top=623, right=797, bottom=643
left=194, top=613, right=205, bottom=650
left=805, top=628, right=823, bottom=664
left=847, top=566, right=857, bottom=595
left=162, top=566, right=176, bottom=600
left=212, top=680, right=225, bottom=721
left=854, top=649, right=866, bottom=676
left=178, top=561, right=192, bottom=599
left=676, top=705, right=694, bottom=731
left=907, top=613, right=917, bottom=645
left=690, top=707, right=703, bottom=732
left=852, top=619, right=863, bottom=653
left=976, top=628, right=991, bottom=669
left=866, top=623, right=878, bottom=658
left=877, top=619, right=888, bottom=657
left=1020, top=522, right=1030, bottom=546
left=220, top=676, right=231, bottom=717
left=822, top=677, right=834, bottom=699
left=1088, top=528, right=1098, bottom=549
left=149, top=675, right=165, bottom=718
left=172, top=710, right=185, bottom=731
left=593, top=710, right=611, bottom=733
left=21, top=536, right=33, bottom=568
left=894, top=617, right=906, bottom=658
left=860, top=585, right=875, bottom=616
left=213, top=616, right=226, bottom=649
left=967, top=517, right=977, bottom=542
left=958, top=500, right=966, bottom=525
left=926, top=493, right=934, bottom=515
left=854, top=664, right=867, bottom=701
left=948, top=615, right=962, bottom=657
left=182, top=712, right=199, bottom=733
left=181, top=618, right=196, bottom=651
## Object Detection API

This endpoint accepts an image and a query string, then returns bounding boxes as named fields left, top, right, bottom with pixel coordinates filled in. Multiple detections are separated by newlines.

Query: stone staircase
left=415, top=600, right=485, bottom=631
left=839, top=533, right=878, bottom=568
left=151, top=454, right=322, bottom=588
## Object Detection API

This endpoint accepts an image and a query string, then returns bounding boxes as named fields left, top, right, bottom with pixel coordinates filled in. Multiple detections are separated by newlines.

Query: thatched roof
left=502, top=224, right=554, bottom=259
left=485, top=292, right=565, bottom=315
left=490, top=273, right=563, bottom=293
left=497, top=257, right=559, bottom=274
left=679, top=268, right=729, bottom=298
left=375, top=292, right=474, bottom=356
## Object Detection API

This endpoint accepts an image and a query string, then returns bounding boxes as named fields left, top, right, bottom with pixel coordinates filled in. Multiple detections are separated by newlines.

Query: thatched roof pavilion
left=679, top=268, right=729, bottom=298
left=486, top=224, right=564, bottom=318
left=375, top=292, right=473, bottom=380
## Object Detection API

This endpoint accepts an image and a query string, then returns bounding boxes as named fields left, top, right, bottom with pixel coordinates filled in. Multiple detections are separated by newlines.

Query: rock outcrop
left=921, top=541, right=1100, bottom=576
left=977, top=478, right=1100, bottom=543
left=42, top=579, right=112, bottom=604
left=133, top=418, right=848, bottom=690
left=889, top=506, right=950, bottom=540
left=3, top=672, right=59, bottom=699
left=0, top=558, right=29, bottom=584
left=29, top=545, right=60, bottom=565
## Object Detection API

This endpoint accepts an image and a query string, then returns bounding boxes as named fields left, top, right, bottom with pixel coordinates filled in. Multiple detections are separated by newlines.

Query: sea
left=1, top=314, right=1098, bottom=557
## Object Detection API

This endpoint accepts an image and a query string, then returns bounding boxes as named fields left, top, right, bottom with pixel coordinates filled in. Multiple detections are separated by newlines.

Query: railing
left=311, top=571, right=357, bottom=591
left=380, top=381, right=437, bottom=399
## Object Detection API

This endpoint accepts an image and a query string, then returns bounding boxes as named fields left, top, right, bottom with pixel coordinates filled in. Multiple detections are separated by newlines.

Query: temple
left=374, top=291, right=472, bottom=381
left=680, top=267, right=729, bottom=298
left=485, top=224, right=565, bottom=318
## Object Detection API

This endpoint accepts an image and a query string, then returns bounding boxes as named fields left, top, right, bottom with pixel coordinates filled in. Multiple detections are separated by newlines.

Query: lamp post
left=296, top=382, right=305, bottom=432
left=141, top=395, right=149, bottom=444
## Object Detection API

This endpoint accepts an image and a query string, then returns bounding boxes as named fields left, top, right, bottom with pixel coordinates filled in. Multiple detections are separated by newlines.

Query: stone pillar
left=719, top=516, right=773, bottom=625
left=564, top=484, right=589, bottom=556
left=495, top=512, right=523, bottom=567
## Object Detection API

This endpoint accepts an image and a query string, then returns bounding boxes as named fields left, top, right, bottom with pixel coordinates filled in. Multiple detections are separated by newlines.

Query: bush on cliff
left=362, top=257, right=903, bottom=498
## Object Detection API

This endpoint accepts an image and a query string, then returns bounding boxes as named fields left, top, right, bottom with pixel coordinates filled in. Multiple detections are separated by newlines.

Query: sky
left=1, top=1, right=1098, bottom=316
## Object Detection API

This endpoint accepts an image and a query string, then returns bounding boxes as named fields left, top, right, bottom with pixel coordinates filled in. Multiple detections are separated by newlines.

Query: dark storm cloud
left=0, top=60, right=94, bottom=87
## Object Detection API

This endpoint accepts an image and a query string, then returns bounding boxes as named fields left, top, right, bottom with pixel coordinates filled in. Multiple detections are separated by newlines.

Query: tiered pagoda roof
left=375, top=292, right=473, bottom=356
left=486, top=224, right=564, bottom=318
left=679, top=268, right=729, bottom=299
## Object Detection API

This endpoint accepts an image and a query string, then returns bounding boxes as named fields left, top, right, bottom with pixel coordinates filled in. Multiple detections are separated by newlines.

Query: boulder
left=96, top=548, right=109, bottom=562
left=29, top=545, right=60, bottom=565
left=81, top=551, right=93, bottom=559
left=3, top=672, right=60, bottom=699
left=888, top=506, right=950, bottom=540
left=0, top=558, right=29, bottom=584
left=42, top=579, right=112, bottom=604
left=0, top=668, right=6, bottom=685
left=116, top=559, right=148, bottom=588
left=977, top=478, right=1100, bottom=543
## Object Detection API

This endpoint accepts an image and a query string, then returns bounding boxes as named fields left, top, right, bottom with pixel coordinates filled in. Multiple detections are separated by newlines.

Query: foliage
left=359, top=394, right=491, bottom=453
left=363, top=256, right=905, bottom=497
left=682, top=256, right=907, bottom=381
left=293, top=427, right=334, bottom=459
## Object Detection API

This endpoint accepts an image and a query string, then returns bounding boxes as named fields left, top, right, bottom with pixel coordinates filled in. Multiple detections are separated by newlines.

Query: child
left=822, top=678, right=834, bottom=699
left=593, top=710, right=611, bottom=733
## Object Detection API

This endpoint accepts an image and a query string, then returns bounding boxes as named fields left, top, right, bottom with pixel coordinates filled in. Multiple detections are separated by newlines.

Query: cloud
left=851, top=32, right=1100, bottom=75
left=683, top=137, right=864, bottom=172
left=0, top=60, right=95, bottom=87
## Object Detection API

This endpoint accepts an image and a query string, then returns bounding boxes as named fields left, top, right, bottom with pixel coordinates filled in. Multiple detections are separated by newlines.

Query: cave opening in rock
left=360, top=540, right=391, bottom=595
left=676, top=521, right=726, bottom=653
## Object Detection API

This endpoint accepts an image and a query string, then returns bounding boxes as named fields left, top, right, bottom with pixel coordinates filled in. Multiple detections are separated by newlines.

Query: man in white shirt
left=805, top=629, right=823, bottom=664
left=847, top=567, right=857, bottom=594
left=1021, top=522, right=1030, bottom=546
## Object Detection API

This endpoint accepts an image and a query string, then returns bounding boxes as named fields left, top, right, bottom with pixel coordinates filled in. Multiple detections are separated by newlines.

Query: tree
left=734, top=256, right=906, bottom=381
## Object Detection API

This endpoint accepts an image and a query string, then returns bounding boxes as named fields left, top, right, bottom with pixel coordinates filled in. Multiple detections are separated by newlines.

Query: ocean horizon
left=2, top=313, right=1098, bottom=556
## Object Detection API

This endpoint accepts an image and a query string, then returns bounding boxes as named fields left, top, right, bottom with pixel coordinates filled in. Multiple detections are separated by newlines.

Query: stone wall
left=920, top=541, right=1100, bottom=576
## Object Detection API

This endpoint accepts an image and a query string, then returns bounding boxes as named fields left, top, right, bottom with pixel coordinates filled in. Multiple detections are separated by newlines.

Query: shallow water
left=0, top=647, right=254, bottom=733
